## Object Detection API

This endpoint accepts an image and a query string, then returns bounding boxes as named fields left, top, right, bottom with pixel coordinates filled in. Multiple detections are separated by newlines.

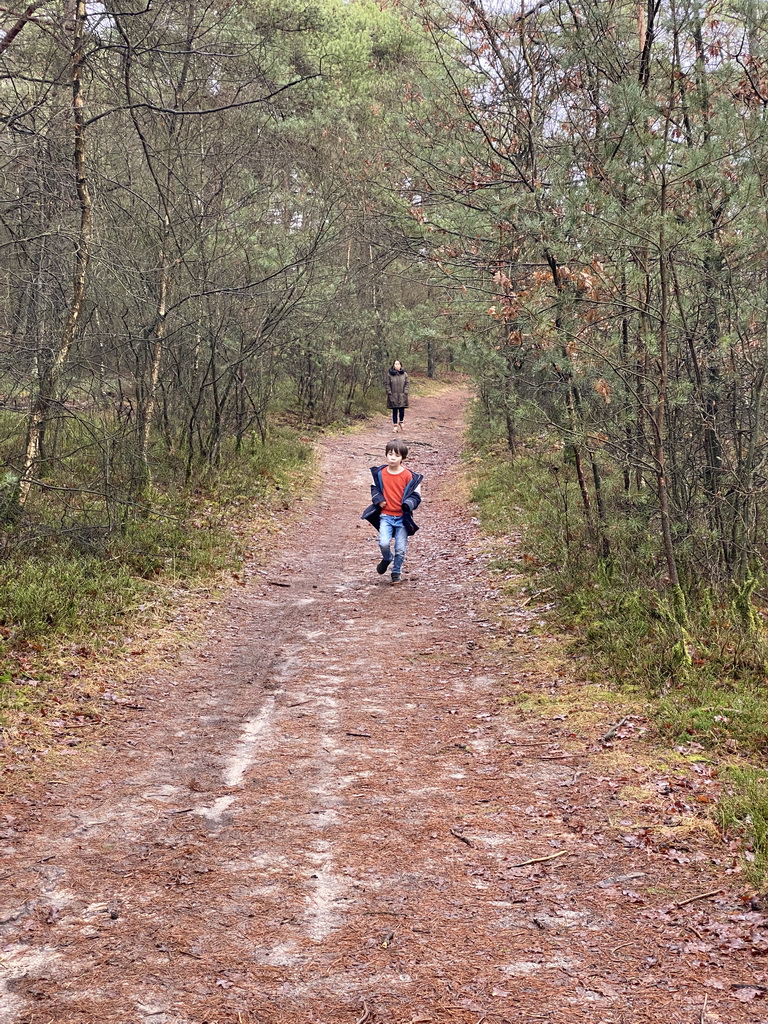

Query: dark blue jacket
left=361, top=464, right=423, bottom=536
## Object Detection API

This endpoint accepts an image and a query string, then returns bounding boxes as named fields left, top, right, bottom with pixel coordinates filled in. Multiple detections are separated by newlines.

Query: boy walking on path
left=361, top=439, right=423, bottom=584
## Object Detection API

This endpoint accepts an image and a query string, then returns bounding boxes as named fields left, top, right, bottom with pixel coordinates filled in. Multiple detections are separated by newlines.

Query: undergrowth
left=716, top=767, right=768, bottom=889
left=0, top=426, right=314, bottom=724
left=467, top=408, right=768, bottom=891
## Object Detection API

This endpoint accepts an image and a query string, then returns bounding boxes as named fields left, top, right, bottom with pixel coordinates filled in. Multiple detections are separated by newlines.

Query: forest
left=4, top=1, right=768, bottom=857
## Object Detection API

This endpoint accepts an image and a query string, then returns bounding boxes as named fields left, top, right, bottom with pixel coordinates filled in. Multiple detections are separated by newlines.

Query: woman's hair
left=391, top=359, right=404, bottom=370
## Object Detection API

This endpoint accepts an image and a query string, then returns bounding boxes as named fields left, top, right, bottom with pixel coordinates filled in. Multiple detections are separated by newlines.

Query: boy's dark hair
left=385, top=439, right=408, bottom=459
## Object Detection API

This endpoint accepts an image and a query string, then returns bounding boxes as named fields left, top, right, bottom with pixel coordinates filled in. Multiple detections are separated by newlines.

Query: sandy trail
left=0, top=387, right=765, bottom=1024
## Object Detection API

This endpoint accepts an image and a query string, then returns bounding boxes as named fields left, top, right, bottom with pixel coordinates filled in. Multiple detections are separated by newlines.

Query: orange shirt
left=381, top=467, right=412, bottom=516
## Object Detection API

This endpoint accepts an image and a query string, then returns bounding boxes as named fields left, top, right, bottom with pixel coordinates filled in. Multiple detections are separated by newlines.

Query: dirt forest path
left=1, top=386, right=767, bottom=1024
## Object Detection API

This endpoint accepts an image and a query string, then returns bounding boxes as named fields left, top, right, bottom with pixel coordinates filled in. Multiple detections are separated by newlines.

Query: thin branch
left=510, top=850, right=567, bottom=868
left=0, top=1, right=47, bottom=58
left=676, top=888, right=724, bottom=909
left=84, top=74, right=322, bottom=127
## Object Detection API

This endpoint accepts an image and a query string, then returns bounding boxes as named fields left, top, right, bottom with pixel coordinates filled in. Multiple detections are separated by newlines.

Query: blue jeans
left=379, top=514, right=407, bottom=575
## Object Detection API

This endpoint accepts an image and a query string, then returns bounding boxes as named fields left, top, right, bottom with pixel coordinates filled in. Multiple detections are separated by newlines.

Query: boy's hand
left=379, top=501, right=385, bottom=508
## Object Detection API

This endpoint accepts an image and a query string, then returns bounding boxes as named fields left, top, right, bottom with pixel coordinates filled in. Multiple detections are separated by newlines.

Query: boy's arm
left=370, top=469, right=385, bottom=508
left=402, top=480, right=421, bottom=512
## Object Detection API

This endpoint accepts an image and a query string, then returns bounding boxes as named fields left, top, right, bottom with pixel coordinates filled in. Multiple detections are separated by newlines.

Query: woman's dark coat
left=386, top=368, right=409, bottom=409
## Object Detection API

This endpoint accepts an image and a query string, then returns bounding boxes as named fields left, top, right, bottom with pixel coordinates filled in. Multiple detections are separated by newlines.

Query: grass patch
left=507, top=681, right=634, bottom=721
left=657, top=685, right=768, bottom=753
left=715, top=767, right=768, bottom=889
left=0, top=554, right=148, bottom=643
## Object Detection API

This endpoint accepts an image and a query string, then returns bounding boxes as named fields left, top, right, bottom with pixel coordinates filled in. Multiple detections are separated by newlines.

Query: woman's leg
left=392, top=408, right=399, bottom=430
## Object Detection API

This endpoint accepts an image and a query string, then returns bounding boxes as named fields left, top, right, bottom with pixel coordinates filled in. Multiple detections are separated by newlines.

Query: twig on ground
left=356, top=1002, right=373, bottom=1024
left=601, top=716, right=628, bottom=743
left=346, top=731, right=372, bottom=738
left=519, top=586, right=554, bottom=607
left=612, top=940, right=636, bottom=954
left=510, top=850, right=567, bottom=868
left=676, top=888, right=724, bottom=908
left=500, top=739, right=551, bottom=747
left=610, top=939, right=644, bottom=961
left=267, top=580, right=291, bottom=587
left=450, top=827, right=473, bottom=847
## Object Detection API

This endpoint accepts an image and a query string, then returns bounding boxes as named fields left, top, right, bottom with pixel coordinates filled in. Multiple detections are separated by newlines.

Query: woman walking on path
left=386, top=359, right=409, bottom=433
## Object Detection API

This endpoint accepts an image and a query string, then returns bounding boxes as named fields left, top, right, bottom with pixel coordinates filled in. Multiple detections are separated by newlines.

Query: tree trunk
left=653, top=175, right=680, bottom=589
left=20, top=0, right=92, bottom=506
left=135, top=240, right=169, bottom=489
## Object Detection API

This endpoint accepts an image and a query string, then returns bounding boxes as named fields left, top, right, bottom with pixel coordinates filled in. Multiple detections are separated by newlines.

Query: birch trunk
left=19, top=0, right=92, bottom=506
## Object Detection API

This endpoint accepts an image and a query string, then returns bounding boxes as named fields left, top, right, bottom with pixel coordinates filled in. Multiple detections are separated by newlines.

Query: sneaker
left=391, top=573, right=402, bottom=584
left=376, top=558, right=391, bottom=575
